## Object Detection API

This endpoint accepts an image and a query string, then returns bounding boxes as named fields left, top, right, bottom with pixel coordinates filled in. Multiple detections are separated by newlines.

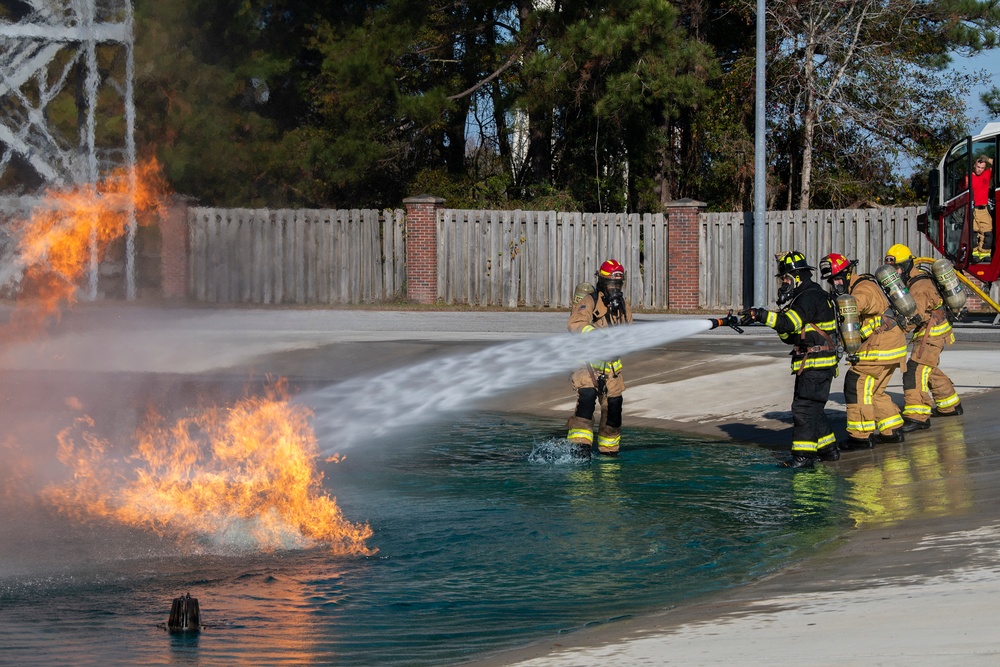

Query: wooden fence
left=700, top=207, right=940, bottom=309
left=188, top=207, right=405, bottom=304
left=186, top=204, right=993, bottom=310
left=436, top=210, right=668, bottom=308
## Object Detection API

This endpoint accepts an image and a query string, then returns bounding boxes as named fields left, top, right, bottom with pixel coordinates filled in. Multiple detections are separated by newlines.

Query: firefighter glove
left=738, top=308, right=766, bottom=325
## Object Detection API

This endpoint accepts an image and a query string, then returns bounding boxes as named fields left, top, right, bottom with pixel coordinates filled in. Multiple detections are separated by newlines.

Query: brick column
left=665, top=198, right=706, bottom=311
left=159, top=196, right=190, bottom=299
left=403, top=194, right=445, bottom=304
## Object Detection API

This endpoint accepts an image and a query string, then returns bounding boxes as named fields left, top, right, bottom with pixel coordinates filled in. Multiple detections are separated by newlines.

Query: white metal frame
left=0, top=0, right=136, bottom=298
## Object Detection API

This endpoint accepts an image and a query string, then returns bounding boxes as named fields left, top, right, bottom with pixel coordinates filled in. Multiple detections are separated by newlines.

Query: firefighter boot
left=839, top=434, right=875, bottom=451
left=876, top=430, right=905, bottom=444
left=816, top=443, right=841, bottom=461
left=782, top=454, right=816, bottom=469
left=932, top=403, right=964, bottom=417
left=901, top=417, right=930, bottom=433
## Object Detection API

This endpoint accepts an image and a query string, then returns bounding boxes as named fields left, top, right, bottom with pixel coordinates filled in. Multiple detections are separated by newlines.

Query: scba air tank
left=931, top=259, right=967, bottom=314
left=836, top=293, right=863, bottom=354
left=874, top=264, right=917, bottom=319
left=573, top=281, right=595, bottom=304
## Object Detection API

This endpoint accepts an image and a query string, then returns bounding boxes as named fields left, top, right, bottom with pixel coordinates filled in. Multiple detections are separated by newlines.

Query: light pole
left=753, top=0, right=767, bottom=306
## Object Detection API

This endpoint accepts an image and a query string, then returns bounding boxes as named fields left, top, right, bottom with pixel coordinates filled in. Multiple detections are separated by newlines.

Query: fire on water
left=44, top=381, right=375, bottom=556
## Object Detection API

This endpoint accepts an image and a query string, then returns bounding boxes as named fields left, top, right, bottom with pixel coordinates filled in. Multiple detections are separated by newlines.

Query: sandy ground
left=4, top=304, right=1000, bottom=666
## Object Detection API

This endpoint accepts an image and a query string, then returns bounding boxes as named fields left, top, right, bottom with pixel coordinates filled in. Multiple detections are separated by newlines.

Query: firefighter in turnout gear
left=566, top=259, right=634, bottom=456
left=820, top=253, right=908, bottom=449
left=739, top=251, right=840, bottom=468
left=884, top=244, right=963, bottom=430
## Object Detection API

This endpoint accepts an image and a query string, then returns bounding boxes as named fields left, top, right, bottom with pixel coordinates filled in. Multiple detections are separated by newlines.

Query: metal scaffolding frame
left=0, top=0, right=136, bottom=298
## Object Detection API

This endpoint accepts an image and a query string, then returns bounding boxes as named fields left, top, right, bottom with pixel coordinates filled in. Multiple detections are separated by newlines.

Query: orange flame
left=44, top=381, right=375, bottom=556
left=2, top=159, right=169, bottom=338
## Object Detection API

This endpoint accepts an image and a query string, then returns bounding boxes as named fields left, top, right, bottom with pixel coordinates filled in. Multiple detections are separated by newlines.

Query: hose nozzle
left=707, top=310, right=744, bottom=334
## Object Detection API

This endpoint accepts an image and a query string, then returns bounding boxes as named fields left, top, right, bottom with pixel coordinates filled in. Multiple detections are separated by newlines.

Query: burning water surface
left=42, top=381, right=374, bottom=556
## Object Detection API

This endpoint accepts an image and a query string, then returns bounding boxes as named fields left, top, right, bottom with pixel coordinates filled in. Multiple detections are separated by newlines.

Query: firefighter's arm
left=739, top=307, right=797, bottom=331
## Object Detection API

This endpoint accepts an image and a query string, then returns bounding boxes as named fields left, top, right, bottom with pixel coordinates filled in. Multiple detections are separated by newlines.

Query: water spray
left=307, top=318, right=737, bottom=453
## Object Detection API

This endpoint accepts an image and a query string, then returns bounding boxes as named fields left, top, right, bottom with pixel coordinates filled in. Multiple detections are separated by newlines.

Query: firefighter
left=566, top=258, right=633, bottom=456
left=739, top=251, right=840, bottom=468
left=884, top=244, right=962, bottom=429
left=820, top=253, right=908, bottom=449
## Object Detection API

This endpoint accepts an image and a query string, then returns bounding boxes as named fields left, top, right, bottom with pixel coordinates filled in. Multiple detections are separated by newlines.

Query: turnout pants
left=790, top=368, right=836, bottom=456
left=973, top=207, right=994, bottom=256
left=903, top=336, right=959, bottom=421
left=566, top=367, right=625, bottom=454
left=845, top=361, right=904, bottom=439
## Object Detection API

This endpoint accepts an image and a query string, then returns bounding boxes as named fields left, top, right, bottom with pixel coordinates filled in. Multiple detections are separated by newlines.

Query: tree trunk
left=656, top=117, right=673, bottom=207
left=799, top=109, right=816, bottom=210
left=798, top=40, right=818, bottom=211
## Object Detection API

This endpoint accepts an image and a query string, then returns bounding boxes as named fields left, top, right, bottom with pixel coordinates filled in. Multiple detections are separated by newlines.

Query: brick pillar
left=403, top=194, right=445, bottom=304
left=159, top=196, right=190, bottom=299
left=665, top=198, right=706, bottom=311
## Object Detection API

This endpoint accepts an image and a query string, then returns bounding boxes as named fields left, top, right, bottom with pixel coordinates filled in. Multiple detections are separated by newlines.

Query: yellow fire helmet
left=885, top=243, right=914, bottom=265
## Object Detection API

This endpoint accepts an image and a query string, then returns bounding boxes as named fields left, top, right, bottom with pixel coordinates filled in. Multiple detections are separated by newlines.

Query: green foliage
left=129, top=0, right=1000, bottom=213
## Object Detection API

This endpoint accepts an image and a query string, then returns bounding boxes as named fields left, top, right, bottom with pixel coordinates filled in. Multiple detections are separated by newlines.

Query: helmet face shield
left=604, top=277, right=624, bottom=292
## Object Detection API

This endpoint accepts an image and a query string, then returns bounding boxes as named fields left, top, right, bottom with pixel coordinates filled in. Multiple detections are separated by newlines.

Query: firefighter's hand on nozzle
left=738, top=308, right=765, bottom=326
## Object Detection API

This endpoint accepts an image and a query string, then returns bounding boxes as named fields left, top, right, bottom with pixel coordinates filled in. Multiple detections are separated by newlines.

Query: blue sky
left=956, top=50, right=1000, bottom=134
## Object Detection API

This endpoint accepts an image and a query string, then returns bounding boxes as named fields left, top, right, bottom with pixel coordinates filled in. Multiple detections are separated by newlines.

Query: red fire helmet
left=819, top=253, right=851, bottom=281
left=598, top=259, right=625, bottom=280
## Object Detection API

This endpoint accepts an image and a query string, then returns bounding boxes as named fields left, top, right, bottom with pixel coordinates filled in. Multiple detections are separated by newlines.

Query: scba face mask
left=776, top=275, right=799, bottom=307
left=603, top=279, right=626, bottom=316
left=830, top=276, right=849, bottom=295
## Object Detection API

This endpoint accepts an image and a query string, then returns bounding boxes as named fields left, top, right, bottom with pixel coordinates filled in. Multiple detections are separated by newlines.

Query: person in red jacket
left=970, top=155, right=994, bottom=262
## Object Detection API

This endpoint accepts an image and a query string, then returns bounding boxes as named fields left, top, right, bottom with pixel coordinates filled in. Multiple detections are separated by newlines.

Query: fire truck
left=918, top=122, right=1000, bottom=320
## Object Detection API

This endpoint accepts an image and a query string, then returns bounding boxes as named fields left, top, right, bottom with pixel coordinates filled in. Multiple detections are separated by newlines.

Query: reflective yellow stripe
left=847, top=418, right=876, bottom=431
left=764, top=310, right=778, bottom=328
left=913, top=320, right=953, bottom=340
left=859, top=315, right=881, bottom=338
left=863, top=375, right=875, bottom=405
left=597, top=433, right=620, bottom=448
left=817, top=432, right=837, bottom=448
left=792, top=439, right=819, bottom=454
left=581, top=324, right=597, bottom=333
left=590, top=359, right=623, bottom=373
left=878, top=414, right=904, bottom=432
left=784, top=309, right=802, bottom=331
left=567, top=428, right=593, bottom=444
left=854, top=345, right=907, bottom=362
left=903, top=404, right=932, bottom=417
left=936, top=393, right=960, bottom=409
left=791, top=356, right=839, bottom=372
left=929, top=320, right=953, bottom=336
